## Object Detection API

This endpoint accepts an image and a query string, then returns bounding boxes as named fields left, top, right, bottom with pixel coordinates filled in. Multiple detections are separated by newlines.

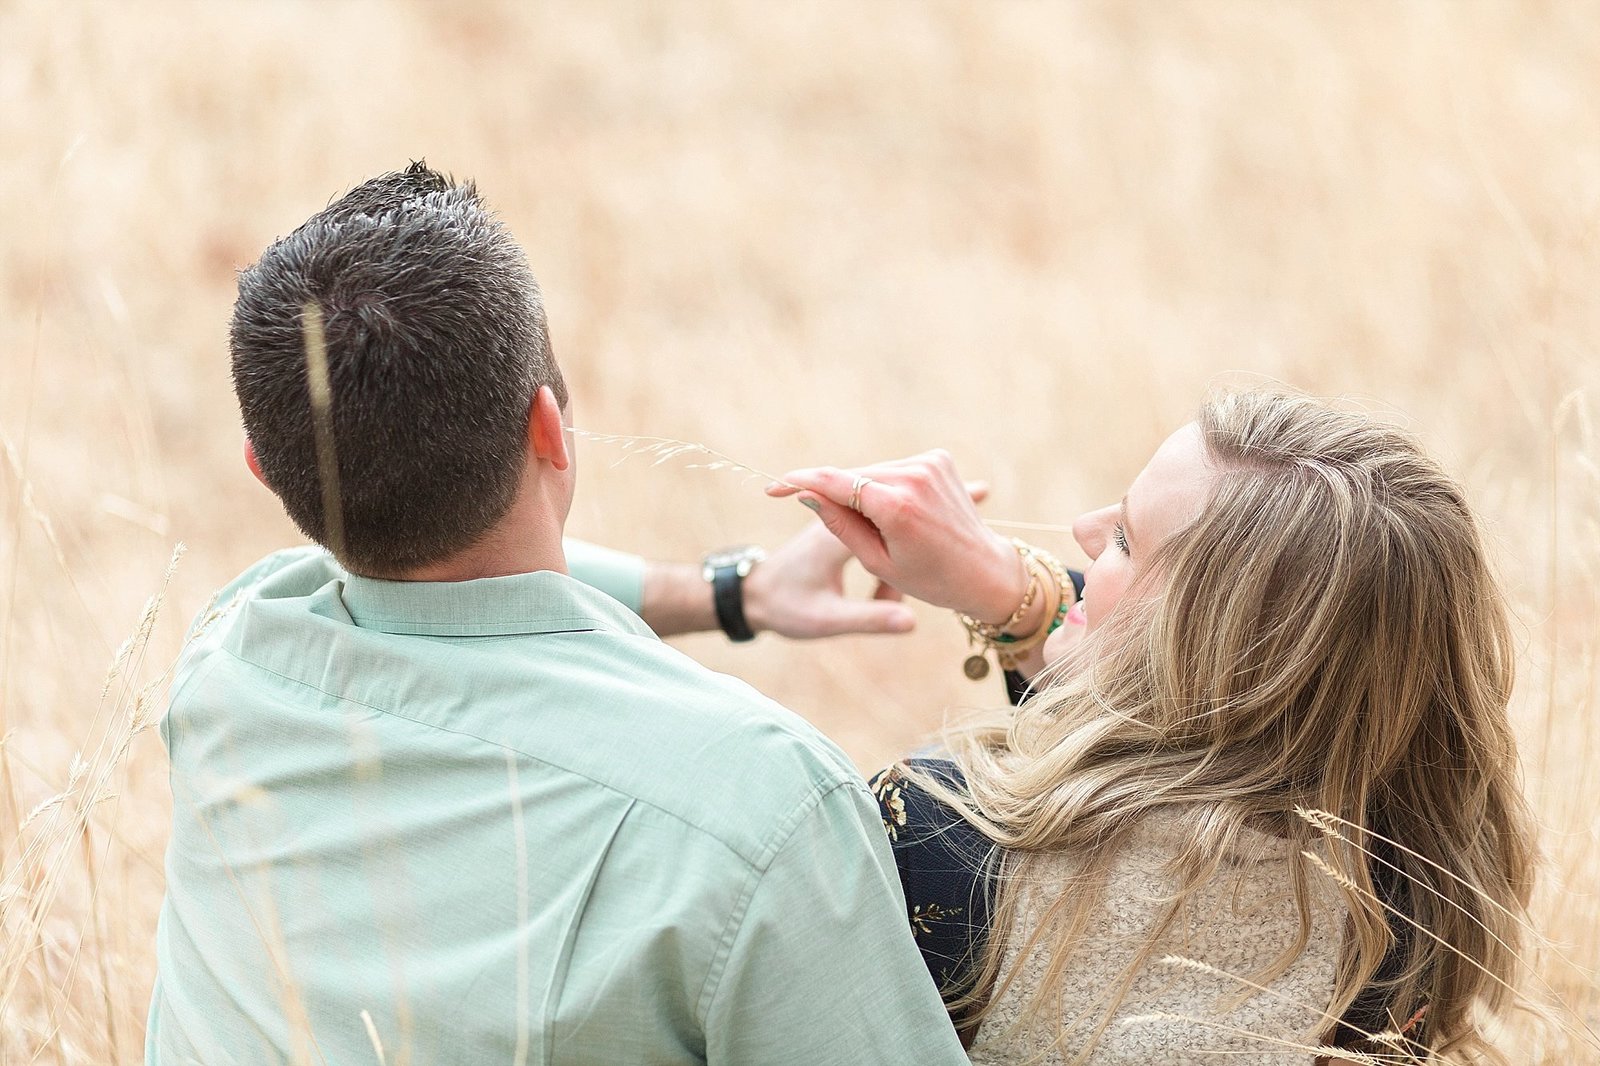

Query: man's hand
left=639, top=523, right=921, bottom=640
left=742, top=519, right=915, bottom=638
left=638, top=524, right=909, bottom=640
left=638, top=477, right=989, bottom=640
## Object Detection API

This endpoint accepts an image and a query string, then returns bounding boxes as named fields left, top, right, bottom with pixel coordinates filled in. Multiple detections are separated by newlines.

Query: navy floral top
left=868, top=758, right=995, bottom=1006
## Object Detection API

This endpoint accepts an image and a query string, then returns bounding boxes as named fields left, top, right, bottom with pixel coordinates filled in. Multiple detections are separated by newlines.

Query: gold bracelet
left=1030, top=547, right=1073, bottom=636
left=979, top=543, right=1042, bottom=636
left=959, top=540, right=1069, bottom=679
left=993, top=560, right=1063, bottom=670
left=958, top=541, right=1039, bottom=636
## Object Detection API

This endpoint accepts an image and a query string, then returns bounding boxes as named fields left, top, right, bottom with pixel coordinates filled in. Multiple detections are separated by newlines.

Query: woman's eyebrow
left=1120, top=495, right=1136, bottom=550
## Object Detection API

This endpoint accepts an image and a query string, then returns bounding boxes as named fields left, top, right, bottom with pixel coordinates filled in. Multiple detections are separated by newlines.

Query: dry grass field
left=2, top=1, right=1597, bottom=1062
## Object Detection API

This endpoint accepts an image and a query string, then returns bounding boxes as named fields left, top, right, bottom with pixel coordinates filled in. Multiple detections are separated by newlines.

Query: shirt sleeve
left=702, top=781, right=970, bottom=1066
left=562, top=539, right=646, bottom=614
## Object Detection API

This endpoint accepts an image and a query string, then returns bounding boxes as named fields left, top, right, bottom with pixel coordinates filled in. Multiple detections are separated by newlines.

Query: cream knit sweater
left=966, top=810, right=1345, bottom=1065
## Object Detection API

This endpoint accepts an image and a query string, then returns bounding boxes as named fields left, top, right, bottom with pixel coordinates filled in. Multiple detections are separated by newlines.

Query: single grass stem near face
left=572, top=429, right=1078, bottom=534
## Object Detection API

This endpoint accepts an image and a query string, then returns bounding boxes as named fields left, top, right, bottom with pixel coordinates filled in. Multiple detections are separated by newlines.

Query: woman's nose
left=1073, top=509, right=1106, bottom=559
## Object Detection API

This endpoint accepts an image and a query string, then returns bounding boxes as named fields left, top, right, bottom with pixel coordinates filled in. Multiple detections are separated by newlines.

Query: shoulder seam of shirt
left=160, top=650, right=229, bottom=762
left=692, top=777, right=863, bottom=1028
left=181, top=547, right=322, bottom=642
left=207, top=645, right=848, bottom=870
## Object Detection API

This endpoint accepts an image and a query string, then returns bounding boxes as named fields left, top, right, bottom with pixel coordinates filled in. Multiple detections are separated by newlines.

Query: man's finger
left=814, top=598, right=917, bottom=637
left=792, top=514, right=853, bottom=562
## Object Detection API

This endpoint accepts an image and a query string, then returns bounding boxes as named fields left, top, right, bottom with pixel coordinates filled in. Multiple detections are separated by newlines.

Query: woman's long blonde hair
left=926, top=389, right=1538, bottom=1063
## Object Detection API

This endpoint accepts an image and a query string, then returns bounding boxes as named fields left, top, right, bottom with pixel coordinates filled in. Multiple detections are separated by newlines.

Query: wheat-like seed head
left=572, top=430, right=798, bottom=488
left=1118, top=1010, right=1406, bottom=1064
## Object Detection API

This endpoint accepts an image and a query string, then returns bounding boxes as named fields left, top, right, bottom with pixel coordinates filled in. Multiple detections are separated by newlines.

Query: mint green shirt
left=147, top=546, right=966, bottom=1065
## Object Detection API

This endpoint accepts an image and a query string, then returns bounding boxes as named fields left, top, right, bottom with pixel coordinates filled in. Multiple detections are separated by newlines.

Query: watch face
left=703, top=544, right=765, bottom=571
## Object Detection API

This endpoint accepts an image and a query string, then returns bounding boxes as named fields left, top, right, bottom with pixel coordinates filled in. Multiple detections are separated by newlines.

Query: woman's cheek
left=1042, top=616, right=1086, bottom=664
left=1083, top=562, right=1132, bottom=631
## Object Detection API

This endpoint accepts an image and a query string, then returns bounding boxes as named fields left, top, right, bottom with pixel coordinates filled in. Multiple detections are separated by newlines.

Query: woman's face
left=1044, top=422, right=1218, bottom=657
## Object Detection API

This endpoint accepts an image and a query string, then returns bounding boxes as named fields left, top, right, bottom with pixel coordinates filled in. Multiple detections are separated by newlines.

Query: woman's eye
left=1111, top=523, right=1129, bottom=554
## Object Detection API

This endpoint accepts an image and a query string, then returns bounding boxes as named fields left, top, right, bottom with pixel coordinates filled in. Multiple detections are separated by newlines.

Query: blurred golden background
left=2, top=1, right=1597, bottom=1061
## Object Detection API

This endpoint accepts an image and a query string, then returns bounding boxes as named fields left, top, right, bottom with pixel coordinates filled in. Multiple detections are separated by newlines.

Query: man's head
left=231, top=162, right=568, bottom=576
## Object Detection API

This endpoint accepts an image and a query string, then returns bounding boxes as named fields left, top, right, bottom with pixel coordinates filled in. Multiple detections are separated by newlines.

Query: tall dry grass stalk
left=1, top=1, right=1597, bottom=1061
left=300, top=301, right=345, bottom=562
left=2, top=546, right=181, bottom=1063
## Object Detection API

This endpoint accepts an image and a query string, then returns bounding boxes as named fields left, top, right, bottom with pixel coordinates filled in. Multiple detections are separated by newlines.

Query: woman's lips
left=1066, top=600, right=1087, bottom=626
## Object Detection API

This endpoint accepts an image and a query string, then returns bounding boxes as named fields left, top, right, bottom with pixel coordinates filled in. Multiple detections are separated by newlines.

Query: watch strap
left=711, top=564, right=757, bottom=642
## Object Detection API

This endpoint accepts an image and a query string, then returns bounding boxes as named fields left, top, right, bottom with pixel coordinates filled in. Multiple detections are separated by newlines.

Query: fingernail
left=799, top=497, right=822, bottom=513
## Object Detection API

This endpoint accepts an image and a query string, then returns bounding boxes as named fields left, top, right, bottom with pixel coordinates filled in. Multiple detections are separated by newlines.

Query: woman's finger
left=767, top=467, right=856, bottom=506
left=771, top=467, right=908, bottom=528
left=796, top=492, right=895, bottom=576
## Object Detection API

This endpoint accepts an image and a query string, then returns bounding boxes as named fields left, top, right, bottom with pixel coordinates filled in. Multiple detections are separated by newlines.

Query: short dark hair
left=231, top=162, right=566, bottom=575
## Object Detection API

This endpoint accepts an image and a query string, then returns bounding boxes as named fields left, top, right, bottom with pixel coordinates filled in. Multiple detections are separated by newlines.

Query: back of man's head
left=231, top=162, right=566, bottom=576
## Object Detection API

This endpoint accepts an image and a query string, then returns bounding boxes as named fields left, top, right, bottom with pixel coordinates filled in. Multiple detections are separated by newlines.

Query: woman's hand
left=767, top=451, right=1025, bottom=624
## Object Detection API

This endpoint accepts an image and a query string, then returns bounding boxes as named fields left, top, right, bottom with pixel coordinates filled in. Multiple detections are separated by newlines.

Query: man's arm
left=566, top=523, right=916, bottom=640
left=701, top=782, right=970, bottom=1066
left=640, top=521, right=916, bottom=638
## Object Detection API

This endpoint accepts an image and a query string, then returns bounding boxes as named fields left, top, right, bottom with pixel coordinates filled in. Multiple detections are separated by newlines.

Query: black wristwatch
left=701, top=545, right=766, bottom=643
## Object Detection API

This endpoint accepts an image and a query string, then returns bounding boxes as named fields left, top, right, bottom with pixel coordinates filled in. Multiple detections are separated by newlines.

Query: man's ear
left=243, top=438, right=268, bottom=486
left=528, top=386, right=571, bottom=472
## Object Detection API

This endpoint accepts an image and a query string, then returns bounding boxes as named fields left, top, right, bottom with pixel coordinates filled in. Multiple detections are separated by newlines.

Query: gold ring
left=848, top=475, right=871, bottom=512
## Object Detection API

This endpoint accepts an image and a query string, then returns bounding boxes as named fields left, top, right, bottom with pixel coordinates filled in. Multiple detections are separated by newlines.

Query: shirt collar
left=339, top=567, right=657, bottom=640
